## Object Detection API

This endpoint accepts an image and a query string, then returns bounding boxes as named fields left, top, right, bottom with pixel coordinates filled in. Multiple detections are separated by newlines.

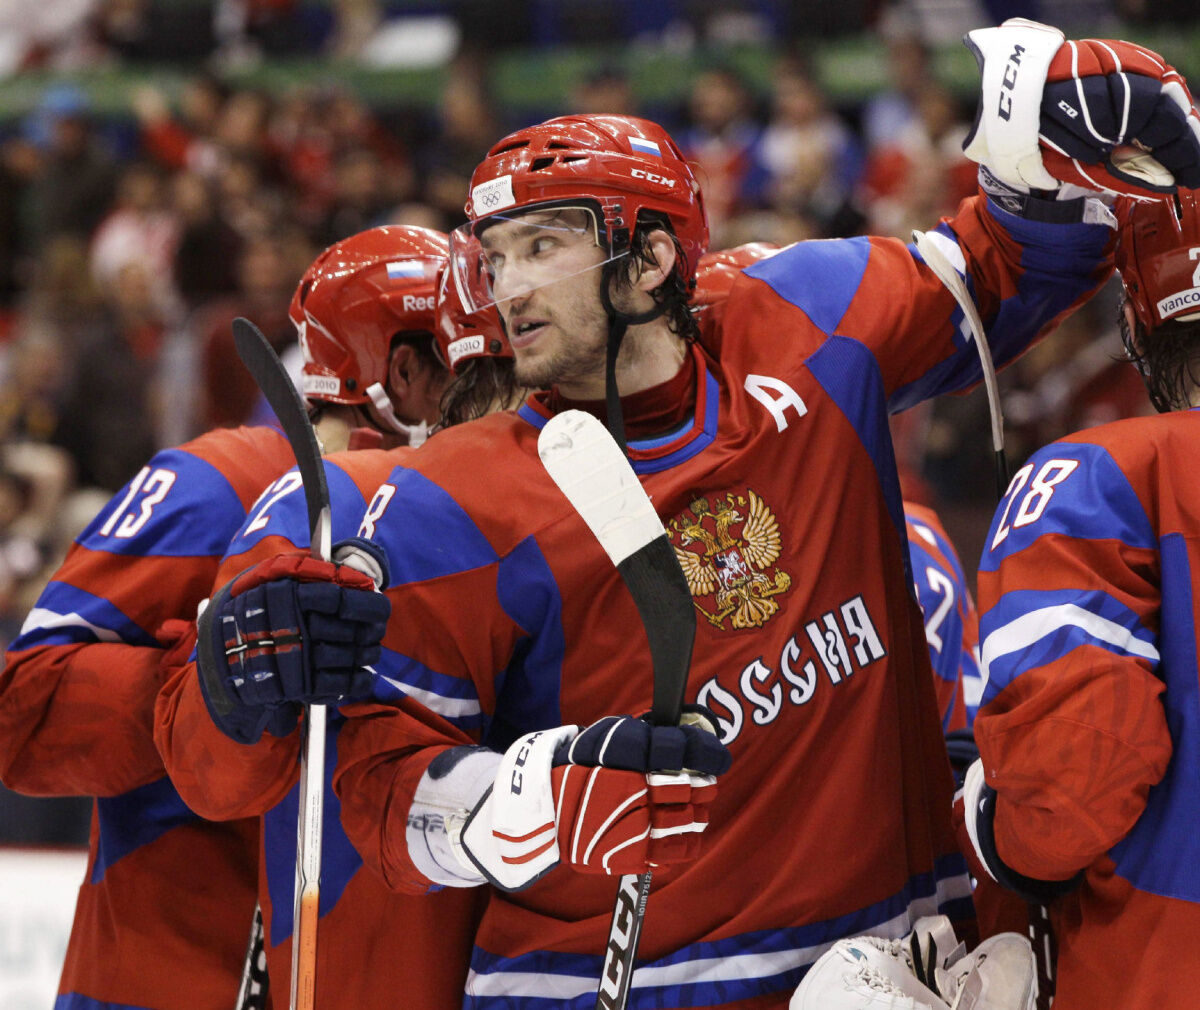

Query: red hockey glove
left=196, top=538, right=390, bottom=744
left=458, top=710, right=730, bottom=891
left=963, top=19, right=1200, bottom=197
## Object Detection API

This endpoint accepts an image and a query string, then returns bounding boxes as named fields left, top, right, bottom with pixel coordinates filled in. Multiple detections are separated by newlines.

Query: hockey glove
left=457, top=708, right=731, bottom=891
left=963, top=19, right=1200, bottom=197
left=197, top=537, right=390, bottom=745
left=954, top=758, right=1083, bottom=904
left=790, top=915, right=1036, bottom=1010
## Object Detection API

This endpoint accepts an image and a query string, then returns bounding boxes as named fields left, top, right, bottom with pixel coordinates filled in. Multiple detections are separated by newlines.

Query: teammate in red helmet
left=957, top=190, right=1200, bottom=1010
left=191, top=20, right=1199, bottom=1007
left=292, top=224, right=451, bottom=450
left=0, top=225, right=454, bottom=1010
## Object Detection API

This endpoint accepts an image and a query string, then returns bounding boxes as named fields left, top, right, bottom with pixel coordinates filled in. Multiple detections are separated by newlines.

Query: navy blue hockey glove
left=963, top=19, right=1200, bottom=197
left=552, top=706, right=732, bottom=776
left=944, top=727, right=979, bottom=790
left=197, top=538, right=390, bottom=744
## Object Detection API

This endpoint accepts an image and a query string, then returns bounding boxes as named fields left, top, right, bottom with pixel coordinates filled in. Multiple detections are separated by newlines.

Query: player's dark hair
left=620, top=211, right=700, bottom=345
left=390, top=329, right=443, bottom=373
left=1119, top=299, right=1200, bottom=413
left=437, top=357, right=523, bottom=429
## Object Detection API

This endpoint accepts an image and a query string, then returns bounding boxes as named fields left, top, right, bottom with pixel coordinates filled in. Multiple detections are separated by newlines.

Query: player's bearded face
left=476, top=208, right=616, bottom=391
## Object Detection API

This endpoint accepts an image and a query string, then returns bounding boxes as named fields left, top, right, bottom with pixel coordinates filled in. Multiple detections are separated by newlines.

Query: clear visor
left=448, top=204, right=630, bottom=318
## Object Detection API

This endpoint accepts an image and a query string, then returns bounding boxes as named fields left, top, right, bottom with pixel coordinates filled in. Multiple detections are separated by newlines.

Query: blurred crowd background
left=0, top=0, right=1194, bottom=843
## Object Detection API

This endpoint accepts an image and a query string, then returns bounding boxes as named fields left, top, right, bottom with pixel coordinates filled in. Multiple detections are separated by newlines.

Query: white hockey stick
left=233, top=317, right=330, bottom=1010
left=538, top=410, right=696, bottom=1010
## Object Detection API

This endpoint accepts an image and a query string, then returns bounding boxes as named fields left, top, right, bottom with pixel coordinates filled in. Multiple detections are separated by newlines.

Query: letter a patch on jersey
left=669, top=488, right=792, bottom=631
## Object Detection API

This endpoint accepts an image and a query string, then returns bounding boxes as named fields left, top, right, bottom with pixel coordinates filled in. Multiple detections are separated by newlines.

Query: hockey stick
left=910, top=235, right=1057, bottom=1007
left=232, top=317, right=331, bottom=1010
left=537, top=410, right=695, bottom=1010
left=234, top=902, right=269, bottom=1010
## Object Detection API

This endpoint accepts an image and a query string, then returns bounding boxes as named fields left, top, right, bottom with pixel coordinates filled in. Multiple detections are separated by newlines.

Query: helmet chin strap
left=599, top=263, right=667, bottom=455
left=364, top=381, right=429, bottom=447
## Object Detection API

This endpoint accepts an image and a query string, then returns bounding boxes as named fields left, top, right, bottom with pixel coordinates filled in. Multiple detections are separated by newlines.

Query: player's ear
left=633, top=229, right=677, bottom=293
left=387, top=343, right=417, bottom=400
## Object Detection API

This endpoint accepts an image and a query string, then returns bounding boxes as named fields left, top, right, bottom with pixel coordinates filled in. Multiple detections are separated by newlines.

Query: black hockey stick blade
left=232, top=317, right=331, bottom=560
left=538, top=410, right=696, bottom=1009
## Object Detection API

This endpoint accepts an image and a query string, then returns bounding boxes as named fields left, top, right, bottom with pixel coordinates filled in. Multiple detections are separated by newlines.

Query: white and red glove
left=963, top=19, right=1200, bottom=198
left=450, top=711, right=730, bottom=891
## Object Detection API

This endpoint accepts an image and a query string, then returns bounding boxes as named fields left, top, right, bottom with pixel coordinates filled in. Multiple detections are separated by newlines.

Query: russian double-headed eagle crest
left=669, top=490, right=792, bottom=630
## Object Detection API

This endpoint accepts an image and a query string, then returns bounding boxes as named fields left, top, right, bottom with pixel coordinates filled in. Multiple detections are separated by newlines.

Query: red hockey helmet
left=434, top=263, right=511, bottom=374
left=292, top=225, right=449, bottom=407
left=453, top=114, right=709, bottom=311
left=1116, top=191, right=1200, bottom=331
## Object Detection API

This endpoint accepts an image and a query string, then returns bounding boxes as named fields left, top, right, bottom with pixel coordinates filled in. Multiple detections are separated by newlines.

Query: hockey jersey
left=904, top=502, right=981, bottom=731
left=155, top=447, right=486, bottom=1010
left=0, top=424, right=294, bottom=1010
left=325, top=194, right=1114, bottom=1009
left=976, top=409, right=1200, bottom=1010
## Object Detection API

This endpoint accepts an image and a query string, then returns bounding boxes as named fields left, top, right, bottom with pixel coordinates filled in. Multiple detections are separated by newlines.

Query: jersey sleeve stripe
left=981, top=598, right=1159, bottom=704
left=13, top=582, right=158, bottom=649
left=374, top=647, right=484, bottom=729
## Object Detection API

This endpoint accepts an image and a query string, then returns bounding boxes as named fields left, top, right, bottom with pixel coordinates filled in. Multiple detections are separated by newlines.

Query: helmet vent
left=530, top=156, right=556, bottom=172
left=493, top=140, right=529, bottom=154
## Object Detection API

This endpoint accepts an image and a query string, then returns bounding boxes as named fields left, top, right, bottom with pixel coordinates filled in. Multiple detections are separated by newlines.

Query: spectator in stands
left=194, top=228, right=309, bottom=429
left=421, top=62, right=505, bottom=229
left=52, top=259, right=165, bottom=491
left=23, top=86, right=117, bottom=246
left=746, top=56, right=862, bottom=234
left=678, top=65, right=764, bottom=242
left=89, top=160, right=182, bottom=322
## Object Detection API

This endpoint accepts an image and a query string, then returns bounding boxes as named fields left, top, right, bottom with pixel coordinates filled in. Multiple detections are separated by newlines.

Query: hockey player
left=957, top=190, right=1200, bottom=1009
left=153, top=253, right=515, bottom=1010
left=697, top=244, right=983, bottom=734
left=905, top=502, right=979, bottom=734
left=190, top=21, right=1199, bottom=1010
left=0, top=224, right=452, bottom=1010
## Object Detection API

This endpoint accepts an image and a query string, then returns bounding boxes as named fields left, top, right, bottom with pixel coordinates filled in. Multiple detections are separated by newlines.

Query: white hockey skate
left=790, top=916, right=1037, bottom=1010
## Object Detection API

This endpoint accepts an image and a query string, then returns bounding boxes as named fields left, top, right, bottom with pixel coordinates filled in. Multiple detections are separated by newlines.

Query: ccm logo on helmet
left=631, top=168, right=676, bottom=188
left=403, top=294, right=435, bottom=312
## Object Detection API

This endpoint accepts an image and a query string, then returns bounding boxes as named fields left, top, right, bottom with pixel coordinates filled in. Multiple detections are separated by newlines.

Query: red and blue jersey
left=976, top=409, right=1200, bottom=1010
left=904, top=502, right=979, bottom=732
left=155, top=447, right=486, bottom=1010
left=0, top=425, right=293, bottom=1010
left=329, top=193, right=1114, bottom=1008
